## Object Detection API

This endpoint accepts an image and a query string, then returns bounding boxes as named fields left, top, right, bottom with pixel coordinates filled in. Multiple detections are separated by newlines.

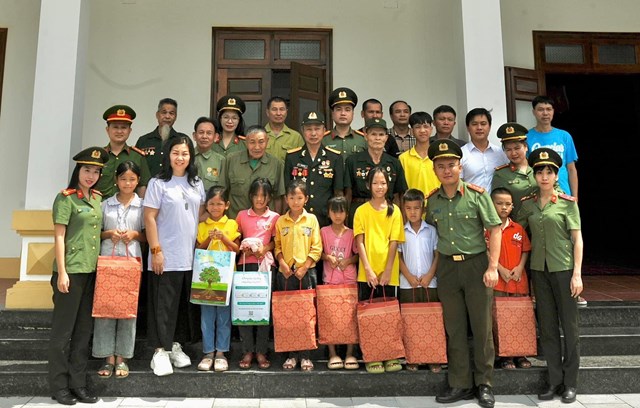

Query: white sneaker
left=170, top=342, right=192, bottom=368
left=150, top=349, right=173, bottom=376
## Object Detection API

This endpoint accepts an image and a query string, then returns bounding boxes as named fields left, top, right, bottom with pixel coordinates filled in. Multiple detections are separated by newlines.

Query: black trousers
left=238, top=263, right=271, bottom=355
left=357, top=282, right=396, bottom=302
left=48, top=272, right=95, bottom=394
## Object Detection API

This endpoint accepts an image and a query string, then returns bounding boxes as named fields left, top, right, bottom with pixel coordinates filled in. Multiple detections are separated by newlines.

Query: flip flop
left=97, top=363, right=114, bottom=378
left=428, top=364, right=442, bottom=373
left=239, top=352, right=253, bottom=369
left=256, top=353, right=271, bottom=370
left=405, top=363, right=419, bottom=372
left=115, top=362, right=129, bottom=379
left=214, top=356, right=228, bottom=372
left=500, top=358, right=516, bottom=370
left=344, top=356, right=359, bottom=370
left=301, top=358, right=314, bottom=372
left=283, top=357, right=297, bottom=371
left=384, top=359, right=402, bottom=373
left=365, top=361, right=384, bottom=374
left=515, top=357, right=532, bottom=369
left=198, top=354, right=214, bottom=371
left=327, top=356, right=344, bottom=370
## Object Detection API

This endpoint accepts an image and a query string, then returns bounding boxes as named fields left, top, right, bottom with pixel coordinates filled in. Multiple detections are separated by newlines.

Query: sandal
left=256, top=353, right=271, bottom=370
left=365, top=361, right=384, bottom=374
left=344, top=356, right=359, bottom=370
left=97, top=363, right=114, bottom=378
left=239, top=352, right=253, bottom=369
left=301, top=358, right=314, bottom=372
left=384, top=359, right=402, bottom=373
left=198, top=353, right=214, bottom=371
left=115, top=361, right=129, bottom=379
left=405, top=363, right=419, bottom=372
left=500, top=358, right=516, bottom=370
left=327, top=356, right=344, bottom=370
left=214, top=356, right=229, bottom=372
left=428, top=364, right=442, bottom=373
left=283, top=357, right=297, bottom=371
left=515, top=357, right=532, bottom=369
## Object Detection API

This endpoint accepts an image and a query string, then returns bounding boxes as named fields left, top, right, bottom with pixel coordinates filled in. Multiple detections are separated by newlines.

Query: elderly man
left=264, top=96, right=304, bottom=162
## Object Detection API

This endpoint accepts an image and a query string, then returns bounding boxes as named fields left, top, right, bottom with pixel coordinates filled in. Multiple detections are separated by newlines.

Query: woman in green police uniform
left=517, top=147, right=583, bottom=404
left=49, top=147, right=108, bottom=405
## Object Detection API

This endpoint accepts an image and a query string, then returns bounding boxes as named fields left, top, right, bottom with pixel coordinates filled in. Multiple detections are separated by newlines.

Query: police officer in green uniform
left=224, top=124, right=285, bottom=219
left=516, top=148, right=583, bottom=404
left=214, top=95, right=247, bottom=157
left=49, top=147, right=109, bottom=405
left=192, top=116, right=226, bottom=192
left=135, top=97, right=192, bottom=177
left=95, top=105, right=151, bottom=199
left=491, top=122, right=536, bottom=218
left=425, top=139, right=500, bottom=408
left=265, top=96, right=304, bottom=162
left=344, top=118, right=407, bottom=227
left=285, top=111, right=344, bottom=227
left=322, top=87, right=367, bottom=163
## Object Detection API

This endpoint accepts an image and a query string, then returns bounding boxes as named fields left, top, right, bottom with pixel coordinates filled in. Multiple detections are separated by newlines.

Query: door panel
left=290, top=62, right=326, bottom=132
left=214, top=68, right=271, bottom=128
left=504, top=66, right=546, bottom=122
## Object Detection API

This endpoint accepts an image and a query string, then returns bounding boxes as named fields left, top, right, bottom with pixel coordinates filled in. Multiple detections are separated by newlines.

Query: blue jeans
left=200, top=304, right=231, bottom=354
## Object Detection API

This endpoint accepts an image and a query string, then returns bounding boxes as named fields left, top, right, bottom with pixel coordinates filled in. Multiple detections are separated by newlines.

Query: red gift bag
left=357, top=294, right=405, bottom=362
left=272, top=284, right=318, bottom=352
left=401, top=291, right=448, bottom=364
left=92, top=253, right=142, bottom=319
left=492, top=295, right=538, bottom=357
left=316, top=283, right=359, bottom=345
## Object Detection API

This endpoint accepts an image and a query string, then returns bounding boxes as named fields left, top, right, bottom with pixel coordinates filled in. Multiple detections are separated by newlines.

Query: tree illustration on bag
left=200, top=265, right=221, bottom=295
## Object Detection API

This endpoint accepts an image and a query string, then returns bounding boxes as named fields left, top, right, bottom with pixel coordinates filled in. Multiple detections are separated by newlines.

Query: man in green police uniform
left=224, top=125, right=286, bottom=219
left=284, top=111, right=344, bottom=228
left=135, top=97, right=192, bottom=177
left=94, top=105, right=151, bottom=199
left=425, top=139, right=501, bottom=408
left=265, top=96, right=304, bottom=162
left=192, top=116, right=226, bottom=192
left=322, top=87, right=367, bottom=163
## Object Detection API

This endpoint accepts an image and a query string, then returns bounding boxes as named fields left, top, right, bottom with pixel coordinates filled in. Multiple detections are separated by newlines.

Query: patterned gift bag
left=272, top=286, right=318, bottom=352
left=92, top=254, right=142, bottom=319
left=401, top=300, right=448, bottom=364
left=316, top=283, right=359, bottom=345
left=357, top=296, right=405, bottom=362
left=492, top=295, right=538, bottom=357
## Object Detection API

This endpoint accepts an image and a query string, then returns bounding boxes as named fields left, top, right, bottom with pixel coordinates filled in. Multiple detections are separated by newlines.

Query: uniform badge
left=117, top=109, right=126, bottom=117
left=506, top=126, right=515, bottom=134
left=338, top=91, right=347, bottom=98
left=302, top=227, right=312, bottom=237
left=212, top=168, right=218, bottom=177
left=91, top=150, right=101, bottom=159
left=228, top=98, right=236, bottom=106
left=282, top=227, right=290, bottom=236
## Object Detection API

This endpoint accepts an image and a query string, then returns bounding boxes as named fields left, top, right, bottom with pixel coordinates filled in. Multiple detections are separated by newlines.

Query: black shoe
left=562, top=386, right=577, bottom=403
left=51, top=389, right=77, bottom=405
left=435, top=387, right=475, bottom=403
left=477, top=384, right=495, bottom=408
left=71, top=387, right=98, bottom=404
left=538, top=384, right=563, bottom=400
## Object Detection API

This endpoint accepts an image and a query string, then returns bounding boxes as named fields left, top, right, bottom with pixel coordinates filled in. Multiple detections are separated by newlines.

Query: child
left=320, top=196, right=359, bottom=370
left=489, top=187, right=532, bottom=370
left=398, top=188, right=440, bottom=373
left=275, top=179, right=322, bottom=372
left=353, top=166, right=405, bottom=374
left=93, top=161, right=146, bottom=379
left=196, top=186, right=240, bottom=372
left=235, top=178, right=280, bottom=370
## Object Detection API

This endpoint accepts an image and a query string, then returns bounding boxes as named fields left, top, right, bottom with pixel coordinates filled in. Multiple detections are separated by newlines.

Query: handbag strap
left=207, top=237, right=226, bottom=251
left=110, top=241, right=130, bottom=259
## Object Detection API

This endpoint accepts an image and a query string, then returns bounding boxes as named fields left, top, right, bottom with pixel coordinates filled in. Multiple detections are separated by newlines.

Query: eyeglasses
left=221, top=115, right=239, bottom=122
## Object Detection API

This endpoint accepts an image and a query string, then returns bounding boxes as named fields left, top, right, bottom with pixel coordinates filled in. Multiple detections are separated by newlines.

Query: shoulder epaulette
left=521, top=193, right=535, bottom=202
left=287, top=146, right=302, bottom=154
left=131, top=146, right=146, bottom=156
left=61, top=188, right=76, bottom=196
left=468, top=183, right=485, bottom=194
left=325, top=146, right=341, bottom=155
left=323, top=130, right=332, bottom=136
left=558, top=193, right=576, bottom=202
left=354, top=129, right=365, bottom=136
left=92, top=190, right=103, bottom=196
left=495, top=163, right=509, bottom=171
left=237, top=135, right=246, bottom=140
left=427, top=188, right=439, bottom=198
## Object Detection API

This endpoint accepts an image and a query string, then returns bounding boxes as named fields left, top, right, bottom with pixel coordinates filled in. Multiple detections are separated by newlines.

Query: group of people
left=49, top=90, right=583, bottom=408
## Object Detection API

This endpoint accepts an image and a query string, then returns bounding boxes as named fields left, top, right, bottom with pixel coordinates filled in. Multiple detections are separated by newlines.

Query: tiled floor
left=581, top=275, right=640, bottom=301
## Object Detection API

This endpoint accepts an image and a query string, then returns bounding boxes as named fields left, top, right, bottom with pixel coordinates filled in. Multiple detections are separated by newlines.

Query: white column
left=454, top=0, right=507, bottom=142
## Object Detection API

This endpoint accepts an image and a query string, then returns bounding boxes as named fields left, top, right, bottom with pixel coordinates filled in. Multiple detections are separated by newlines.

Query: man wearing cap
left=344, top=118, right=407, bottom=227
left=322, top=87, right=367, bottom=163
left=265, top=96, right=304, bottom=163
left=95, top=105, right=151, bottom=199
left=135, top=98, right=191, bottom=177
left=492, top=122, right=536, bottom=218
left=214, top=94, right=247, bottom=157
left=285, top=111, right=344, bottom=228
left=425, top=139, right=501, bottom=408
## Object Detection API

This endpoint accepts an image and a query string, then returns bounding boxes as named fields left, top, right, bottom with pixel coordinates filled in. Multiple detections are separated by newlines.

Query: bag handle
left=110, top=241, right=130, bottom=259
left=207, top=237, right=226, bottom=251
left=369, top=284, right=387, bottom=302
left=284, top=274, right=304, bottom=292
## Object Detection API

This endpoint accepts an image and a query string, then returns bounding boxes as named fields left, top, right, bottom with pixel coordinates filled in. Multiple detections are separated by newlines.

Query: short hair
left=327, top=196, right=348, bottom=213
left=490, top=187, right=513, bottom=199
left=465, top=108, right=492, bottom=126
left=286, top=179, right=307, bottom=196
left=267, top=96, right=288, bottom=109
left=409, top=112, right=433, bottom=127
left=193, top=116, right=219, bottom=133
left=389, top=100, right=412, bottom=116
left=248, top=178, right=273, bottom=202
left=158, top=98, right=178, bottom=111
left=403, top=188, right=425, bottom=204
left=206, top=185, right=229, bottom=203
left=362, top=98, right=383, bottom=111
left=532, top=95, right=554, bottom=109
left=433, top=105, right=456, bottom=118
left=245, top=125, right=267, bottom=138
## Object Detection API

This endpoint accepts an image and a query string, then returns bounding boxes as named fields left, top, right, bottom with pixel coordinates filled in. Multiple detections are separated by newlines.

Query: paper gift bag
left=191, top=248, right=236, bottom=306
left=316, top=283, right=359, bottom=345
left=272, top=287, right=318, bottom=352
left=357, top=296, right=405, bottom=362
left=92, top=254, right=142, bottom=319
left=401, top=302, right=448, bottom=364
left=492, top=296, right=538, bottom=357
left=231, top=267, right=272, bottom=326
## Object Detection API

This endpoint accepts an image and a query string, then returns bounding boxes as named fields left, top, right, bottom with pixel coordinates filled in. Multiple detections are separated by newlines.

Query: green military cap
left=73, top=146, right=109, bottom=167
left=428, top=139, right=463, bottom=161
left=365, top=118, right=387, bottom=130
left=216, top=94, right=246, bottom=114
left=102, top=105, right=136, bottom=123
left=301, top=111, right=325, bottom=125
left=328, top=87, right=357, bottom=108
left=528, top=147, right=562, bottom=169
left=496, top=122, right=528, bottom=143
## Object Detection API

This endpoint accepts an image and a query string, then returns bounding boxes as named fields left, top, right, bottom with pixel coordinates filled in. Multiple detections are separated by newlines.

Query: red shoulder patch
left=92, top=190, right=103, bottom=196
left=427, top=188, right=439, bottom=198
left=495, top=163, right=509, bottom=171
left=323, top=130, right=332, bottom=137
left=354, top=129, right=365, bottom=136
left=468, top=183, right=485, bottom=194
left=237, top=135, right=246, bottom=140
left=61, top=188, right=76, bottom=196
left=520, top=194, right=535, bottom=202
left=558, top=193, right=576, bottom=202
left=131, top=146, right=146, bottom=156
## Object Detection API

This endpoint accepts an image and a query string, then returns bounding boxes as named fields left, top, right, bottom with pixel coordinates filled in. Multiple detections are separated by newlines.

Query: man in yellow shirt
left=399, top=112, right=440, bottom=197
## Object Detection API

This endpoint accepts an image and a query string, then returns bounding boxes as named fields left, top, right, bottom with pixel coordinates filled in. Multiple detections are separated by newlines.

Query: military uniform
left=265, top=123, right=304, bottom=162
left=135, top=127, right=191, bottom=176
left=424, top=140, right=501, bottom=393
left=94, top=144, right=151, bottom=199
left=211, top=134, right=246, bottom=157
left=194, top=148, right=226, bottom=192
left=214, top=94, right=248, bottom=158
left=322, top=127, right=367, bottom=163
